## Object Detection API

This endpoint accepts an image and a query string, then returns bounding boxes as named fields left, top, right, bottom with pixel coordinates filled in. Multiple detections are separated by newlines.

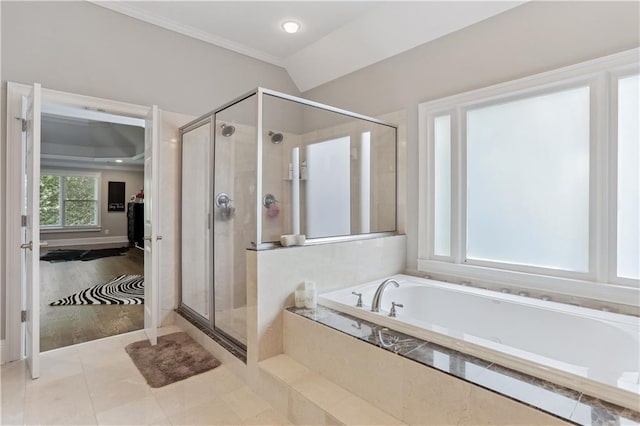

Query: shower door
left=180, top=119, right=213, bottom=323
left=211, top=96, right=256, bottom=348
left=179, top=95, right=254, bottom=353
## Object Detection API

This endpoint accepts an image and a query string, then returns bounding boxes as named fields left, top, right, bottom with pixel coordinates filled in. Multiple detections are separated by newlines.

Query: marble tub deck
left=287, top=306, right=640, bottom=426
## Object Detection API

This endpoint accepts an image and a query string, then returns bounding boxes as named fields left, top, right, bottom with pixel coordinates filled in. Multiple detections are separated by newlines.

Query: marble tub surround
left=319, top=274, right=640, bottom=410
left=258, top=354, right=405, bottom=425
left=286, top=306, right=640, bottom=426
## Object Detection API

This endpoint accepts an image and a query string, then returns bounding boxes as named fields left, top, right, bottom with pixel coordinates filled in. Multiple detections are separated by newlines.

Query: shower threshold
left=175, top=307, right=247, bottom=363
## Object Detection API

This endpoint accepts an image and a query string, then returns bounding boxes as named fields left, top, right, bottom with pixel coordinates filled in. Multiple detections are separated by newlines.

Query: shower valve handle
left=215, top=192, right=232, bottom=209
left=389, top=301, right=403, bottom=317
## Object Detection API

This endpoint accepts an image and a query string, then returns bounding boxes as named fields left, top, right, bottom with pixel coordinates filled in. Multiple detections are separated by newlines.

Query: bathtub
left=318, top=274, right=640, bottom=411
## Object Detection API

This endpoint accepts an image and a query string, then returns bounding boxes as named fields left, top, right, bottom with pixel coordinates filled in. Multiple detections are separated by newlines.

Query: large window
left=419, top=51, right=639, bottom=295
left=466, top=87, right=590, bottom=272
left=40, top=171, right=100, bottom=229
left=616, top=74, right=639, bottom=280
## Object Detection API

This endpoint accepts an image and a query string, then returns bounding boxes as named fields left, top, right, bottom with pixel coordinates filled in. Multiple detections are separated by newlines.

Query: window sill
left=417, top=258, right=639, bottom=308
left=41, top=227, right=101, bottom=234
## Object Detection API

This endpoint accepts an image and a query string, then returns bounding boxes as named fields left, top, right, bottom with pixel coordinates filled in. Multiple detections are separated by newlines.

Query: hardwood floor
left=39, top=245, right=144, bottom=352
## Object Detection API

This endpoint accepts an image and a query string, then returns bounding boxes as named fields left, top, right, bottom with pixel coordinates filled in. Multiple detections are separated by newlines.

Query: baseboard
left=42, top=236, right=129, bottom=248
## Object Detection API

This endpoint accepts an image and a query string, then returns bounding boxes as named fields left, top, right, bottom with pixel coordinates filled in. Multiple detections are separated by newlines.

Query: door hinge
left=21, top=215, right=28, bottom=227
left=21, top=310, right=27, bottom=323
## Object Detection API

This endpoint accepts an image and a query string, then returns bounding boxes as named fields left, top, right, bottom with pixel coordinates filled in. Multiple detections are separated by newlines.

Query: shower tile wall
left=300, top=121, right=396, bottom=235
left=261, top=120, right=397, bottom=241
left=213, top=119, right=256, bottom=345
left=378, top=109, right=407, bottom=234
left=212, top=122, right=235, bottom=336
left=261, top=130, right=302, bottom=243
left=231, top=122, right=255, bottom=318
left=160, top=111, right=196, bottom=326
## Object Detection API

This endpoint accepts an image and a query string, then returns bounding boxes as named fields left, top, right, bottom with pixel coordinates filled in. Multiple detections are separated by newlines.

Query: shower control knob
left=215, top=193, right=232, bottom=209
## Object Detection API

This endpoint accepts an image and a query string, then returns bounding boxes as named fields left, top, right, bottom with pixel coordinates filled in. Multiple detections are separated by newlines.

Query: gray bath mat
left=125, top=332, right=220, bottom=388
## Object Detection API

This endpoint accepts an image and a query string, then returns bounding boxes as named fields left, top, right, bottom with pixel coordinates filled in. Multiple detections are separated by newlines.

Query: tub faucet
left=371, top=278, right=399, bottom=312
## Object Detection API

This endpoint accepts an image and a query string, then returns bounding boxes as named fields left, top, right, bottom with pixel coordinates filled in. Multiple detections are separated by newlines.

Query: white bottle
left=304, top=281, right=317, bottom=309
left=294, top=289, right=306, bottom=308
left=304, top=289, right=317, bottom=309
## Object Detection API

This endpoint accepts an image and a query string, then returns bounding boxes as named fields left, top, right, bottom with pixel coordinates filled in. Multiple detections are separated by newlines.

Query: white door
left=143, top=106, right=160, bottom=345
left=22, top=83, right=42, bottom=379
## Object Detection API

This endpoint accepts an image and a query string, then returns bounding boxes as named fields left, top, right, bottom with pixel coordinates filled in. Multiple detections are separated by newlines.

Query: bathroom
left=172, top=77, right=638, bottom=425
left=1, top=2, right=639, bottom=425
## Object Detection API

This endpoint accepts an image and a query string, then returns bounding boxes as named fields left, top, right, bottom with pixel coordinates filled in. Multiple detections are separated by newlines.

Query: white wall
left=301, top=1, right=640, bottom=271
left=1, top=0, right=299, bottom=340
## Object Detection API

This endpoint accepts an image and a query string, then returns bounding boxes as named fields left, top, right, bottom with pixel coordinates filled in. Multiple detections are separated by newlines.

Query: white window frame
left=418, top=49, right=639, bottom=305
left=40, top=169, right=101, bottom=231
left=608, top=65, right=640, bottom=287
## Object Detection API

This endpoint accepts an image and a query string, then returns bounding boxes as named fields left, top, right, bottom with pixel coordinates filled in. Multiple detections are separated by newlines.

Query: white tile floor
left=1, top=326, right=291, bottom=425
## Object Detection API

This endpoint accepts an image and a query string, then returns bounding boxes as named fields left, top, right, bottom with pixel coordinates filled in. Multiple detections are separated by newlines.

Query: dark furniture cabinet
left=127, top=202, right=144, bottom=247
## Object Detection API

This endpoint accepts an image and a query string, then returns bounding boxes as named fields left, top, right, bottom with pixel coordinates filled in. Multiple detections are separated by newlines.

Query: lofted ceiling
left=89, top=1, right=525, bottom=92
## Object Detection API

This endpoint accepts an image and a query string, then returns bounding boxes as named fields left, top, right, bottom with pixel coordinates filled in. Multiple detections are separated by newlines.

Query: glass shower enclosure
left=178, top=88, right=397, bottom=358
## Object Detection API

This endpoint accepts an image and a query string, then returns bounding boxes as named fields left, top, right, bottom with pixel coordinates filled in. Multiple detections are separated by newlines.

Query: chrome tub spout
left=371, top=278, right=399, bottom=312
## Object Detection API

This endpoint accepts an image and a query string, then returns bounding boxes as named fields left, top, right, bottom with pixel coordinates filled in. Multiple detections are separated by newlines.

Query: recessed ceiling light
left=115, top=159, right=123, bottom=163
left=281, top=20, right=300, bottom=34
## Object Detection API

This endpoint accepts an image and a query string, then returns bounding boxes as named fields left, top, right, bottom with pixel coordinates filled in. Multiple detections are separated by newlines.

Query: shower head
left=268, top=131, right=284, bottom=144
left=221, top=123, right=236, bottom=137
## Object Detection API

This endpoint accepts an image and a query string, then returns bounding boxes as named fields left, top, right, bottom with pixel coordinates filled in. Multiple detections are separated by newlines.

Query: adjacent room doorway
left=5, top=83, right=160, bottom=378
left=37, top=104, right=148, bottom=352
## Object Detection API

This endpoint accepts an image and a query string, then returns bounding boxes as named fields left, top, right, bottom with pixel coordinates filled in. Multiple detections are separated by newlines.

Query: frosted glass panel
left=466, top=87, right=590, bottom=271
left=306, top=137, right=351, bottom=238
left=617, top=75, right=639, bottom=279
left=434, top=115, right=451, bottom=256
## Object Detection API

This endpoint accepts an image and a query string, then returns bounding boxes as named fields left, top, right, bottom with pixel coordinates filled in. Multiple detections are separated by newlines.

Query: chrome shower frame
left=179, top=87, right=399, bottom=250
left=176, top=88, right=399, bottom=359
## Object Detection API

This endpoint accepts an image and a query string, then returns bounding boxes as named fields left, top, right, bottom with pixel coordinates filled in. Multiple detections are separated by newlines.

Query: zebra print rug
left=50, top=274, right=144, bottom=305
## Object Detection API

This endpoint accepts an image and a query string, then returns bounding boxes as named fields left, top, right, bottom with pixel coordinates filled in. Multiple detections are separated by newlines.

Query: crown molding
left=87, top=0, right=286, bottom=68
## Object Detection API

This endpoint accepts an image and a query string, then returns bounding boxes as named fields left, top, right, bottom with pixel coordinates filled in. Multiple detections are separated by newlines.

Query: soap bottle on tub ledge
left=304, top=281, right=317, bottom=309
